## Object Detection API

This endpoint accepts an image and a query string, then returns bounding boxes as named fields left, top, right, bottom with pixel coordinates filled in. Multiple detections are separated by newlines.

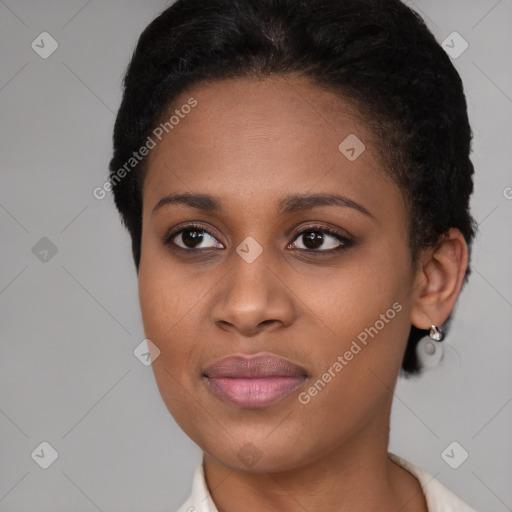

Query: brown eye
left=289, top=227, right=350, bottom=252
left=167, top=224, right=224, bottom=250
left=301, top=231, right=326, bottom=250
left=179, top=229, right=204, bottom=248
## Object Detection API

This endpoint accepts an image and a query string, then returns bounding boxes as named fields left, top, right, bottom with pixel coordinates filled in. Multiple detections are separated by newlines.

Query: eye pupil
left=303, top=231, right=323, bottom=249
left=182, top=229, right=203, bottom=248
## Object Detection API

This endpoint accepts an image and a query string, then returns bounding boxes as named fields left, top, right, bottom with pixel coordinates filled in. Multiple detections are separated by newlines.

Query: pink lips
left=203, top=353, right=308, bottom=408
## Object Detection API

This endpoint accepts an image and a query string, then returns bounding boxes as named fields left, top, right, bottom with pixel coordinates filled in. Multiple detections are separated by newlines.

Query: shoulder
left=388, top=452, right=478, bottom=512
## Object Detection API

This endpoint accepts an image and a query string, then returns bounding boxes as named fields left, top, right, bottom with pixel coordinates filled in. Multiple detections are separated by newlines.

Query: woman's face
left=138, top=75, right=420, bottom=472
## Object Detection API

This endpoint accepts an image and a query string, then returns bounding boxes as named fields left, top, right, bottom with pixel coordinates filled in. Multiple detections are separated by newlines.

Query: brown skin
left=138, top=74, right=469, bottom=512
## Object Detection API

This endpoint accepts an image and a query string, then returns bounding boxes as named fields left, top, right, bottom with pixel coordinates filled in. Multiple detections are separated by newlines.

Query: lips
left=203, top=353, right=308, bottom=408
left=203, top=353, right=308, bottom=378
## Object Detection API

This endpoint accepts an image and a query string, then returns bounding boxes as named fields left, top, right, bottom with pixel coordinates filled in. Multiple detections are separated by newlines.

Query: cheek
left=139, top=276, right=195, bottom=355
left=138, top=235, right=190, bottom=333
left=138, top=249, right=192, bottom=363
left=307, top=256, right=405, bottom=332
left=302, top=247, right=412, bottom=380
left=294, top=273, right=409, bottom=442
left=138, top=260, right=203, bottom=427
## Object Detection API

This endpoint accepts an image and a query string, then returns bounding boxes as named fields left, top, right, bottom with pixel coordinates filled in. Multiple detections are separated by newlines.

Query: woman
left=109, top=0, right=478, bottom=510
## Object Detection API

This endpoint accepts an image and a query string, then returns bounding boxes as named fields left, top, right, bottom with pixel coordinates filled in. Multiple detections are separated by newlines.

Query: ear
left=410, top=228, right=469, bottom=330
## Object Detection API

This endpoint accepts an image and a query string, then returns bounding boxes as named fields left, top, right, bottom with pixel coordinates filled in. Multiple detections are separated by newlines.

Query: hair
left=109, top=0, right=477, bottom=376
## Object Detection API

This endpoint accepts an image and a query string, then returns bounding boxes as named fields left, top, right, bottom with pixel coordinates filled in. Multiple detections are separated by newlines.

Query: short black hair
left=109, top=0, right=477, bottom=376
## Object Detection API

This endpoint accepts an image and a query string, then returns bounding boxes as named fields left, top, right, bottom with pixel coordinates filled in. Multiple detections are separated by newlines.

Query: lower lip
left=205, top=376, right=306, bottom=408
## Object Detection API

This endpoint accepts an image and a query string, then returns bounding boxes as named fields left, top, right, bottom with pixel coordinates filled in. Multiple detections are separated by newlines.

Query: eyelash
left=163, top=222, right=354, bottom=257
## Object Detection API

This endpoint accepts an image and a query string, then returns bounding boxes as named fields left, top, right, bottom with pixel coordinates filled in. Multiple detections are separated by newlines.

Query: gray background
left=1, top=0, right=511, bottom=510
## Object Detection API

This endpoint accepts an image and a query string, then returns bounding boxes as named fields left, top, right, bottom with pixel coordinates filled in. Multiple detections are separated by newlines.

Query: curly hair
left=108, top=0, right=477, bottom=375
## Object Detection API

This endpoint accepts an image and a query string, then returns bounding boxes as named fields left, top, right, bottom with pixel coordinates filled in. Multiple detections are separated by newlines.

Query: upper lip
left=203, top=352, right=308, bottom=378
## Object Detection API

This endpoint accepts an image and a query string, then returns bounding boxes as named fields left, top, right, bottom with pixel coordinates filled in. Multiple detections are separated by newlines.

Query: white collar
left=387, top=452, right=478, bottom=512
left=177, top=452, right=478, bottom=512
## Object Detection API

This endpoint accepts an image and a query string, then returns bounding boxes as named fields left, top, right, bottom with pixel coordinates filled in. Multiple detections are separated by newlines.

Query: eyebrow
left=152, top=192, right=374, bottom=219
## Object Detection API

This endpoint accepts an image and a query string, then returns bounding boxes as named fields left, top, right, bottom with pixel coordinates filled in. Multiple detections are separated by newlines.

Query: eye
left=288, top=225, right=353, bottom=253
left=166, top=223, right=224, bottom=250
left=164, top=222, right=354, bottom=255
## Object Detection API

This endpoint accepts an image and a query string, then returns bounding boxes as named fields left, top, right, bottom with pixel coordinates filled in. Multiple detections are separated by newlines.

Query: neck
left=202, top=400, right=428, bottom=512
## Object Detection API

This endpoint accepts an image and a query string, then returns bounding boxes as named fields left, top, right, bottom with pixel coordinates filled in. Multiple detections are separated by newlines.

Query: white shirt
left=176, top=452, right=478, bottom=512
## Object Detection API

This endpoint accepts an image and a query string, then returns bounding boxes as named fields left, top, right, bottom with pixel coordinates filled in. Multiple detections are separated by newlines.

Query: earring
left=429, top=325, right=444, bottom=342
left=417, top=335, right=444, bottom=369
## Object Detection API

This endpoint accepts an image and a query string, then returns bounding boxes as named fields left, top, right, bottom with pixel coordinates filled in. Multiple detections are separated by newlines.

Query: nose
left=211, top=250, right=296, bottom=336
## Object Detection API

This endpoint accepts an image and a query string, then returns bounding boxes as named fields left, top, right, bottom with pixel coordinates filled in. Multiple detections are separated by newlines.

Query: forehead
left=142, top=75, right=402, bottom=219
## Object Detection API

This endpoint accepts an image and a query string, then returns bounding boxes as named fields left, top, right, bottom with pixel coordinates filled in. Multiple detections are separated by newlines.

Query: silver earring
left=429, top=325, right=444, bottom=342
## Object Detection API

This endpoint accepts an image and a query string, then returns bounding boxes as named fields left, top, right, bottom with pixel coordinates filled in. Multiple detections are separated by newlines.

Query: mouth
left=204, top=375, right=307, bottom=408
left=202, top=353, right=308, bottom=408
